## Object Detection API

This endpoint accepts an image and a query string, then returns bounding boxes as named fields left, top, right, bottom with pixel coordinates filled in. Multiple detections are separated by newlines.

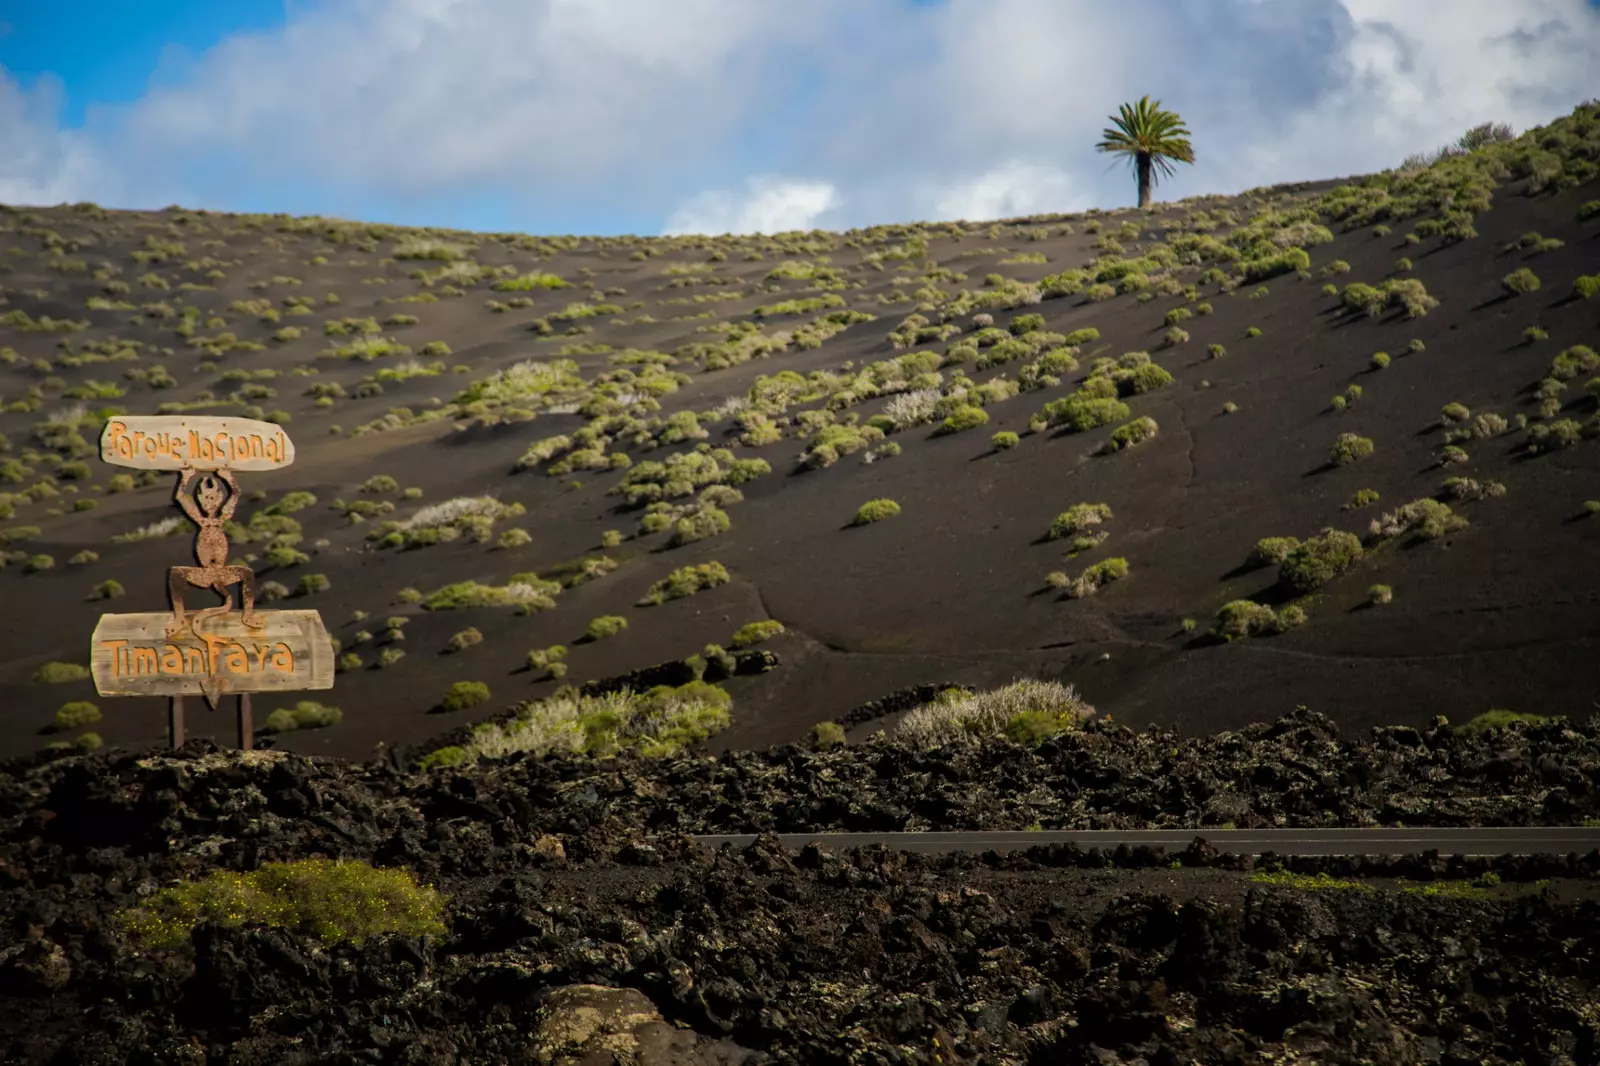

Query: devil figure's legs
left=224, top=564, right=266, bottom=629
left=166, top=565, right=209, bottom=638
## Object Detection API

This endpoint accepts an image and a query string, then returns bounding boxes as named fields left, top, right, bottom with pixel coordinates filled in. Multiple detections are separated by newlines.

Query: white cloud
left=920, top=162, right=1087, bottom=223
left=0, top=69, right=106, bottom=206
left=0, top=0, right=1597, bottom=229
left=662, top=176, right=840, bottom=236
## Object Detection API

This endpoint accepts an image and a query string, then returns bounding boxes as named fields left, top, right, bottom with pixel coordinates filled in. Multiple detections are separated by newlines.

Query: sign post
left=95, top=415, right=331, bottom=750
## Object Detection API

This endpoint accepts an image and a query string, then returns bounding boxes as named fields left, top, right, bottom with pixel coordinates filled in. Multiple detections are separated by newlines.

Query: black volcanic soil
left=3, top=710, right=1600, bottom=1064
left=4, top=105, right=1600, bottom=764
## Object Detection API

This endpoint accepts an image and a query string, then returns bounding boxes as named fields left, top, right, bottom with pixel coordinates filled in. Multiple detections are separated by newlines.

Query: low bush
left=1211, top=600, right=1305, bottom=640
left=1453, top=709, right=1556, bottom=736
left=448, top=681, right=733, bottom=763
left=1047, top=503, right=1112, bottom=542
left=811, top=721, right=846, bottom=747
left=1502, top=268, right=1540, bottom=295
left=935, top=405, right=989, bottom=435
left=638, top=561, right=730, bottom=605
left=261, top=701, right=343, bottom=733
left=33, top=662, right=90, bottom=684
left=1104, top=416, right=1158, bottom=452
left=1279, top=529, right=1364, bottom=594
left=729, top=620, right=785, bottom=649
left=1249, top=537, right=1300, bottom=568
left=440, top=681, right=491, bottom=712
left=851, top=499, right=901, bottom=526
left=51, top=701, right=101, bottom=732
left=114, top=858, right=448, bottom=953
left=1330, top=433, right=1375, bottom=466
left=896, top=679, right=1094, bottom=747
left=585, top=615, right=628, bottom=641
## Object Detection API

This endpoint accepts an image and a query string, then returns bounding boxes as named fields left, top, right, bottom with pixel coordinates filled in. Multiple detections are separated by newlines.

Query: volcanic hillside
left=3, top=103, right=1600, bottom=764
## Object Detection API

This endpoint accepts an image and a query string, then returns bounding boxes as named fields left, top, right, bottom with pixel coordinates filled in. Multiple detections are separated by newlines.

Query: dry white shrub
left=895, top=679, right=1095, bottom=746
left=402, top=495, right=501, bottom=529
left=882, top=388, right=941, bottom=428
left=112, top=515, right=189, bottom=543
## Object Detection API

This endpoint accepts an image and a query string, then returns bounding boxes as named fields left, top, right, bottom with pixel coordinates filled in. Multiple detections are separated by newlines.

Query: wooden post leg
left=170, top=696, right=185, bottom=749
left=238, top=693, right=253, bottom=751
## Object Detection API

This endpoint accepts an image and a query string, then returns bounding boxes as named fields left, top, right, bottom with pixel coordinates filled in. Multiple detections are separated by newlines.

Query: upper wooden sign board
left=100, top=415, right=296, bottom=472
left=90, top=610, right=333, bottom=699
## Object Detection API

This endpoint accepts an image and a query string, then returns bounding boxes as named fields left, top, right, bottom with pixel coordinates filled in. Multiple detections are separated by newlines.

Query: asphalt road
left=692, top=827, right=1600, bottom=857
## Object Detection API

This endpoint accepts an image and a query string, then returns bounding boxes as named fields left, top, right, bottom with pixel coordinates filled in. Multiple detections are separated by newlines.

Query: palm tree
left=1096, top=97, right=1196, bottom=210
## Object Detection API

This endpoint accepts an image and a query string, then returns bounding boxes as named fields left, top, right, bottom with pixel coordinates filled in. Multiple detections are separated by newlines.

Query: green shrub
left=1075, top=556, right=1128, bottom=595
left=296, top=573, right=331, bottom=596
left=669, top=506, right=730, bottom=546
left=1002, top=709, right=1082, bottom=746
left=51, top=701, right=101, bottom=732
left=1453, top=710, right=1556, bottom=736
left=261, top=701, right=343, bottom=733
left=1502, top=268, right=1540, bottom=295
left=1249, top=537, right=1300, bottom=568
left=730, top=620, right=785, bottom=649
left=1329, top=433, right=1374, bottom=466
left=497, top=528, right=532, bottom=549
left=89, top=579, right=125, bottom=600
left=1279, top=530, right=1364, bottom=594
left=638, top=561, right=730, bottom=606
left=445, top=627, right=484, bottom=653
left=991, top=431, right=1020, bottom=450
left=262, top=490, right=317, bottom=516
left=1104, top=416, right=1158, bottom=452
left=33, top=661, right=90, bottom=684
left=1048, top=503, right=1112, bottom=541
left=1368, top=584, right=1393, bottom=606
left=1345, top=488, right=1380, bottom=510
left=418, top=746, right=468, bottom=770
left=811, top=721, right=846, bottom=748
left=1211, top=600, right=1304, bottom=640
left=1525, top=419, right=1584, bottom=454
left=1581, top=500, right=1600, bottom=516
left=75, top=732, right=103, bottom=751
left=936, top=405, right=989, bottom=435
left=1244, top=326, right=1262, bottom=339
left=852, top=498, right=901, bottom=526
left=585, top=615, right=628, bottom=641
left=1041, top=395, right=1129, bottom=433
left=1573, top=275, right=1600, bottom=299
left=440, top=681, right=491, bottom=712
left=113, top=858, right=449, bottom=952
left=1370, top=352, right=1391, bottom=370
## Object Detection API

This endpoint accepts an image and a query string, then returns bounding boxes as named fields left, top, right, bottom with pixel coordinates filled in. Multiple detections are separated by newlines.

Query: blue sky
left=1, top=1, right=1598, bottom=236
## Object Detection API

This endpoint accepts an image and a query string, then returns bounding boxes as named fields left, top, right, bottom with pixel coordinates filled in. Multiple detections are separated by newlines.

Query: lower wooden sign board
left=90, top=610, right=334, bottom=700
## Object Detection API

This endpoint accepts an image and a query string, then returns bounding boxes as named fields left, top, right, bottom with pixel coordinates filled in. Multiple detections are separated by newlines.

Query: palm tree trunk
left=1137, top=152, right=1152, bottom=210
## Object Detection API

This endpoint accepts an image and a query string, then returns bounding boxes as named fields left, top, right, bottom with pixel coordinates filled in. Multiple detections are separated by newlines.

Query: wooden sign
left=90, top=610, right=333, bottom=701
left=100, top=415, right=296, bottom=472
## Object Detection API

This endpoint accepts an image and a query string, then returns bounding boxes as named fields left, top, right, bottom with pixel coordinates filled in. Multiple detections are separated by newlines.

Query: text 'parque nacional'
left=99, top=415, right=296, bottom=472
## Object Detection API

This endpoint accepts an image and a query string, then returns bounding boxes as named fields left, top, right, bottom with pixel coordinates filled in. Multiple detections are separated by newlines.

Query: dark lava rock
left=2, top=710, right=1600, bottom=1063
